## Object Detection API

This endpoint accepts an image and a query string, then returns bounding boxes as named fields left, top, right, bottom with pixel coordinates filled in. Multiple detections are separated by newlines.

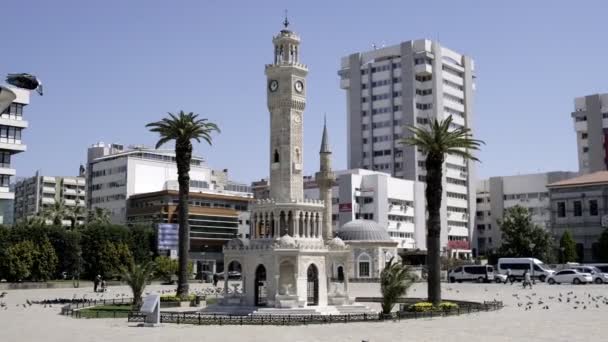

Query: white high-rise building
left=86, top=143, right=251, bottom=224
left=0, top=86, right=29, bottom=225
left=339, top=39, right=476, bottom=253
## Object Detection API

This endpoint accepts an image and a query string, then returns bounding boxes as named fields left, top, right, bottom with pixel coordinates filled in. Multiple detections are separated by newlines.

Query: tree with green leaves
left=86, top=207, right=111, bottom=225
left=498, top=205, right=555, bottom=262
left=597, top=228, right=608, bottom=262
left=147, top=111, right=220, bottom=299
left=154, top=256, right=178, bottom=283
left=380, top=258, right=416, bottom=314
left=402, top=115, right=483, bottom=305
left=30, top=237, right=58, bottom=281
left=4, top=240, right=35, bottom=281
left=559, top=230, right=578, bottom=263
left=121, top=261, right=156, bottom=309
left=129, top=225, right=157, bottom=263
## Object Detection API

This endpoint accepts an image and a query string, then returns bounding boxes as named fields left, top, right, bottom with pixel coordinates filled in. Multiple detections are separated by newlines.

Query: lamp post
left=529, top=242, right=536, bottom=283
left=560, top=246, right=566, bottom=264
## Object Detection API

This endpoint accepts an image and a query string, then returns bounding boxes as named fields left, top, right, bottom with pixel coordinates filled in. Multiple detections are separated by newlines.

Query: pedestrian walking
left=505, top=269, right=512, bottom=284
left=94, top=274, right=101, bottom=292
left=523, top=270, right=533, bottom=289
left=213, top=273, right=219, bottom=287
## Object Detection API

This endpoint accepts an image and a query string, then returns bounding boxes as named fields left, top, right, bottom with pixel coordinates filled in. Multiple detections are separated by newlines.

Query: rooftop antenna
left=283, top=9, right=290, bottom=28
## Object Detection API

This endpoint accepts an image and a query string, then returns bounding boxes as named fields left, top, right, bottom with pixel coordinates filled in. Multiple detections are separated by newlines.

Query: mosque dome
left=327, top=236, right=346, bottom=249
left=337, top=220, right=392, bottom=242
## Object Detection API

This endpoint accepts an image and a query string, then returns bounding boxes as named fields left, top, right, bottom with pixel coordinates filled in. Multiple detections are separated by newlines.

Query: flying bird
left=6, top=73, right=43, bottom=95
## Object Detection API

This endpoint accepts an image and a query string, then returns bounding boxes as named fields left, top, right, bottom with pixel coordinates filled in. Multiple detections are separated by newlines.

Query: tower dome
left=337, top=220, right=392, bottom=242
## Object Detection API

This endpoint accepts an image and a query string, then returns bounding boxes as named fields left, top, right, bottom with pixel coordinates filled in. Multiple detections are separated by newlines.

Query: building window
left=416, top=117, right=429, bottom=125
left=583, top=147, right=589, bottom=153
left=358, top=253, right=371, bottom=278
left=273, top=150, right=280, bottom=163
left=488, top=224, right=492, bottom=230
left=589, top=200, right=599, bottom=216
left=581, top=132, right=588, bottom=139
left=557, top=202, right=566, bottom=217
left=573, top=201, right=582, bottom=217
left=0, top=151, right=10, bottom=168
left=477, top=224, right=485, bottom=230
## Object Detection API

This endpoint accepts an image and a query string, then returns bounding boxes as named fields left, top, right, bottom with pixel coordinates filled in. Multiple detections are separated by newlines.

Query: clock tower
left=265, top=17, right=308, bottom=202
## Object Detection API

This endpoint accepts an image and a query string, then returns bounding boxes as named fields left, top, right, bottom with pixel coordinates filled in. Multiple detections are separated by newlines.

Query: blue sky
left=2, top=0, right=607, bottom=184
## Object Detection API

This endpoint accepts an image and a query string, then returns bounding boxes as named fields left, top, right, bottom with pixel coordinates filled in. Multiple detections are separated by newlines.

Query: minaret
left=315, top=117, right=336, bottom=240
left=265, top=17, right=307, bottom=202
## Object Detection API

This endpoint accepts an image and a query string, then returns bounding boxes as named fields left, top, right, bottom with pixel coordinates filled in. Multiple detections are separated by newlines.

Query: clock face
left=294, top=80, right=304, bottom=93
left=293, top=113, right=301, bottom=123
left=269, top=80, right=279, bottom=92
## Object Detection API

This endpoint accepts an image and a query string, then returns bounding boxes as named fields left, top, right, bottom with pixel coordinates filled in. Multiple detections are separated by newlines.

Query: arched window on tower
left=274, top=149, right=280, bottom=163
left=295, top=148, right=300, bottom=163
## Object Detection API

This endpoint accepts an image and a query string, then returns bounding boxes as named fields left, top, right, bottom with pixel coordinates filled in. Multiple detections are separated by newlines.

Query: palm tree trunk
left=425, top=153, right=444, bottom=305
left=175, top=139, right=192, bottom=299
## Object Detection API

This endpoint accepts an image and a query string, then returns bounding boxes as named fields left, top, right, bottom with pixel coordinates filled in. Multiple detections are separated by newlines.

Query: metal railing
left=60, top=297, right=133, bottom=316
left=127, top=301, right=503, bottom=326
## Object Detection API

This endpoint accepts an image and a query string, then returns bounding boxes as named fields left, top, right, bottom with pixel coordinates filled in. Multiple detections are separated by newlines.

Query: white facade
left=0, top=86, right=30, bottom=224
left=87, top=143, right=250, bottom=224
left=572, top=93, right=608, bottom=174
left=304, top=169, right=426, bottom=250
left=474, top=171, right=577, bottom=255
left=339, top=39, right=476, bottom=253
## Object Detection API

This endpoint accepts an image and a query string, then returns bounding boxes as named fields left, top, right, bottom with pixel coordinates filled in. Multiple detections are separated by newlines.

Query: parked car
left=588, top=264, right=608, bottom=274
left=497, top=258, right=555, bottom=282
left=494, top=273, right=508, bottom=283
left=573, top=266, right=608, bottom=284
left=448, top=265, right=495, bottom=283
left=547, top=269, right=593, bottom=285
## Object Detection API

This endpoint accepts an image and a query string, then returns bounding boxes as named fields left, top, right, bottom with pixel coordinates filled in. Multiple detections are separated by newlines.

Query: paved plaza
left=1, top=282, right=607, bottom=341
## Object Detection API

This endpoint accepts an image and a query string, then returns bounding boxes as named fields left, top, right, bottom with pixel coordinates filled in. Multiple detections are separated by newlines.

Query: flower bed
left=408, top=301, right=459, bottom=312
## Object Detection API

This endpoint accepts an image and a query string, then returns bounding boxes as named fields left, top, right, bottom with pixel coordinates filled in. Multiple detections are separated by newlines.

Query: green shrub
left=409, top=301, right=459, bottom=312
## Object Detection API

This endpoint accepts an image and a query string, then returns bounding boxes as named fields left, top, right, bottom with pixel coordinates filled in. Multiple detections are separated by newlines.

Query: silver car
left=573, top=266, right=608, bottom=284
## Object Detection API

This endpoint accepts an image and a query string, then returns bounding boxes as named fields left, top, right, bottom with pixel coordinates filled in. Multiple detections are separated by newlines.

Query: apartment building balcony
left=0, top=142, right=26, bottom=153
left=41, top=197, right=55, bottom=205
left=64, top=199, right=76, bottom=206
left=63, top=178, right=78, bottom=186
left=0, top=166, right=16, bottom=176
left=42, top=176, right=56, bottom=183
left=0, top=117, right=28, bottom=129
left=42, top=186, right=56, bottom=194
left=63, top=188, right=77, bottom=196
left=414, top=63, right=432, bottom=76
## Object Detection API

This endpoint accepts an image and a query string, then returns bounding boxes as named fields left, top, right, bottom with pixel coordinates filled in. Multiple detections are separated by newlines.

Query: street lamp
left=560, top=246, right=566, bottom=264
left=529, top=243, right=536, bottom=283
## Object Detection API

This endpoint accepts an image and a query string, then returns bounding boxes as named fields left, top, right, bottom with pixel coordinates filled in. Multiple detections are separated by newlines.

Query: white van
left=448, top=265, right=495, bottom=283
left=497, top=258, right=555, bottom=282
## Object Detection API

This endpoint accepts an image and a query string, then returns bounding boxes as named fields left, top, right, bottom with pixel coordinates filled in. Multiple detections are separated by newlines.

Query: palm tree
left=67, top=203, right=87, bottom=229
left=380, top=258, right=416, bottom=315
left=402, top=115, right=483, bottom=305
left=42, top=200, right=69, bottom=226
left=146, top=111, right=220, bottom=299
left=86, top=207, right=111, bottom=225
left=120, top=261, right=156, bottom=309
